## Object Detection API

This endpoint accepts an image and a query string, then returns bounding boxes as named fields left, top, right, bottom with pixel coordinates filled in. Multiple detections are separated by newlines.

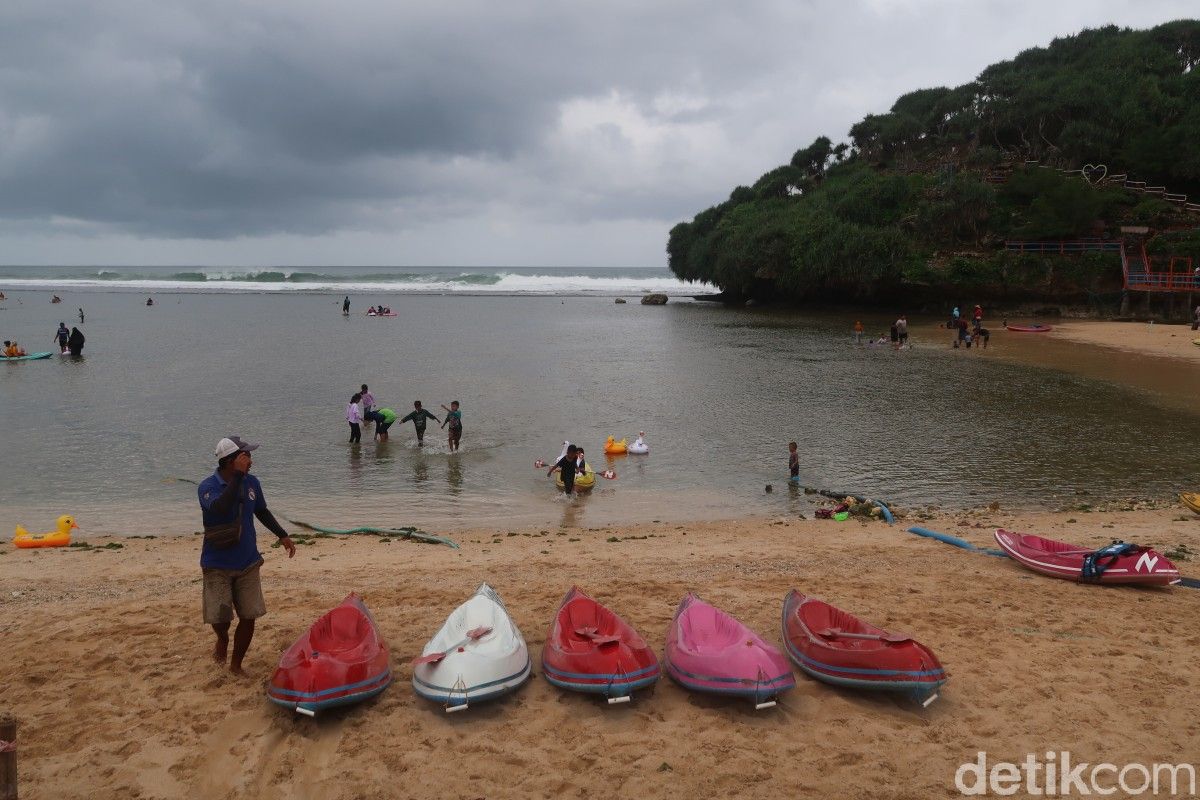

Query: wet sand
left=3, top=506, right=1199, bottom=799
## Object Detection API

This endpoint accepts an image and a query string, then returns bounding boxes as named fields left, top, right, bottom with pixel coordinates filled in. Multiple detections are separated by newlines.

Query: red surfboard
left=781, top=591, right=946, bottom=705
left=994, top=529, right=1179, bottom=586
left=1005, top=323, right=1053, bottom=332
left=267, top=593, right=392, bottom=715
left=541, top=586, right=659, bottom=702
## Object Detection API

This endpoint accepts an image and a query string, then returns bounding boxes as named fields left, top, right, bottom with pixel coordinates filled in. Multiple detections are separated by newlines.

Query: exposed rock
left=641, top=293, right=668, bottom=305
left=614, top=298, right=627, bottom=304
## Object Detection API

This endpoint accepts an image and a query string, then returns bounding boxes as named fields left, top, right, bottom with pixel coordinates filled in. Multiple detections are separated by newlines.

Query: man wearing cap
left=197, top=436, right=296, bottom=676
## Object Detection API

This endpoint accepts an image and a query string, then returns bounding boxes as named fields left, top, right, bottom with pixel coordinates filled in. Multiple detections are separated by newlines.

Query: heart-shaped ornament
left=1082, top=164, right=1107, bottom=184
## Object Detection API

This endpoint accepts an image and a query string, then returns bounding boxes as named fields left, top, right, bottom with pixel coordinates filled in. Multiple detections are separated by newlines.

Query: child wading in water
left=347, top=392, right=363, bottom=443
left=788, top=441, right=800, bottom=483
left=440, top=401, right=463, bottom=452
left=400, top=401, right=440, bottom=446
left=548, top=444, right=579, bottom=494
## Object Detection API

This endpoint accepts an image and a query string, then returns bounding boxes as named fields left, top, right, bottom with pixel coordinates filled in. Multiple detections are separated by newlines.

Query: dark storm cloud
left=0, top=0, right=1194, bottom=250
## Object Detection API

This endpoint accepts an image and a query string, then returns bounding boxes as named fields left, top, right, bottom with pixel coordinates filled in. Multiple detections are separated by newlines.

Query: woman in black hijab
left=67, top=326, right=85, bottom=356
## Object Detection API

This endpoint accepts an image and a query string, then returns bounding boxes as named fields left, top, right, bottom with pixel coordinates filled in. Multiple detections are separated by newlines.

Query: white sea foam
left=0, top=270, right=715, bottom=296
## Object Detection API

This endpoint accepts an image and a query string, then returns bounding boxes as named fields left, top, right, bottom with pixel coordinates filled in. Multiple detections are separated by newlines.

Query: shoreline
left=3, top=506, right=1198, bottom=798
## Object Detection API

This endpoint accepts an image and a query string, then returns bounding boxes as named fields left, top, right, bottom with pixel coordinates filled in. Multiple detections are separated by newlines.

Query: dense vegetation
left=668, top=21, right=1200, bottom=304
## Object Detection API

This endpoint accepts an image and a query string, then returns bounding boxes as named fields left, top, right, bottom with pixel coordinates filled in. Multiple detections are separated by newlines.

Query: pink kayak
left=664, top=593, right=794, bottom=708
left=994, top=529, right=1179, bottom=586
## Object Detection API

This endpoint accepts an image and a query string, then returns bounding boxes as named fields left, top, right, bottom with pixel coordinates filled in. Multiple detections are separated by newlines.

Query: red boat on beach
left=541, top=586, right=660, bottom=702
left=994, top=529, right=1180, bottom=586
left=781, top=591, right=947, bottom=705
left=267, top=593, right=392, bottom=715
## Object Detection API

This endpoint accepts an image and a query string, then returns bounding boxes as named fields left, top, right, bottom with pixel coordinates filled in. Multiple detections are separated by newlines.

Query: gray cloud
left=0, top=0, right=1194, bottom=263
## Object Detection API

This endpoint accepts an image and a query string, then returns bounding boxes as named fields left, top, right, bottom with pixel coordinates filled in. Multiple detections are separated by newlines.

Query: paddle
left=410, top=626, right=493, bottom=666
left=816, top=627, right=912, bottom=644
left=535, top=460, right=617, bottom=479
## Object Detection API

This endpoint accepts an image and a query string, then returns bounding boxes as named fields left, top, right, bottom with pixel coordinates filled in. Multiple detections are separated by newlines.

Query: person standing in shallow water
left=197, top=436, right=296, bottom=676
left=347, top=392, right=363, bottom=443
left=67, top=327, right=85, bottom=356
left=441, top=400, right=463, bottom=452
left=400, top=401, right=440, bottom=446
left=342, top=296, right=350, bottom=314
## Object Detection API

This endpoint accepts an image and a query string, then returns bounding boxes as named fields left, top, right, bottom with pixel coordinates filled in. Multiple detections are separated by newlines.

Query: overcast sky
left=0, top=0, right=1193, bottom=267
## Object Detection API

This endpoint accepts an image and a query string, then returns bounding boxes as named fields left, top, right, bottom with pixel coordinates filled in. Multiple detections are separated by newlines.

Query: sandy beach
left=3, top=504, right=1199, bottom=799
left=1048, top=319, right=1200, bottom=362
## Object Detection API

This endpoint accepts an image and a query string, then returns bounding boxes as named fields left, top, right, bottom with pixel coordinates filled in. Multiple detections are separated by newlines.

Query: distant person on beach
left=0, top=292, right=6, bottom=300
left=342, top=296, right=350, bottom=313
left=952, top=306, right=960, bottom=324
left=367, top=306, right=377, bottom=315
left=973, top=304, right=983, bottom=329
left=3, top=340, right=26, bottom=357
left=788, top=441, right=800, bottom=482
left=400, top=401, right=440, bottom=445
left=896, top=315, right=908, bottom=346
left=853, top=320, right=864, bottom=344
left=975, top=327, right=990, bottom=348
left=347, top=392, right=363, bottom=443
left=52, top=322, right=69, bottom=351
left=889, top=321, right=899, bottom=348
left=548, top=444, right=579, bottom=494
left=67, top=327, right=85, bottom=356
left=371, top=407, right=397, bottom=441
left=78, top=308, right=84, bottom=323
left=197, top=436, right=295, bottom=677
left=146, top=297, right=153, bottom=306
left=51, top=294, right=61, bottom=303
left=440, top=401, right=463, bottom=451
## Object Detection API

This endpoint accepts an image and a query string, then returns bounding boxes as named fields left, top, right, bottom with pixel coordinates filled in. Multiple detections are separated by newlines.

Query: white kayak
left=412, top=583, right=530, bottom=711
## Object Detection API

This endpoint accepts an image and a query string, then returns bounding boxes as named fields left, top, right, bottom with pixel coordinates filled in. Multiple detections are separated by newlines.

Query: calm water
left=3, top=279, right=1200, bottom=536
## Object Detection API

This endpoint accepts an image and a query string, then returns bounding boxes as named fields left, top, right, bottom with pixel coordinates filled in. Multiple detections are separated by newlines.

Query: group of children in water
left=344, top=383, right=463, bottom=451
left=949, top=304, right=990, bottom=349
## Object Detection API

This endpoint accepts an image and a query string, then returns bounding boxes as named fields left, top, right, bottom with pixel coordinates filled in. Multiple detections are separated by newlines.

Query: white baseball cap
left=214, top=435, right=260, bottom=460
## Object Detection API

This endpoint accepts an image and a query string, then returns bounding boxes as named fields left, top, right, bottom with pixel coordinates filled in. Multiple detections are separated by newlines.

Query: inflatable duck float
left=603, top=435, right=628, bottom=454
left=15, top=514, right=78, bottom=548
left=628, top=432, right=649, bottom=454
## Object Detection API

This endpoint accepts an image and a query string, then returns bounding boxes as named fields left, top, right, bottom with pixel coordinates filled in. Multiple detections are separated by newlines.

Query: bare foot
left=213, top=638, right=228, bottom=663
left=229, top=664, right=250, bottom=677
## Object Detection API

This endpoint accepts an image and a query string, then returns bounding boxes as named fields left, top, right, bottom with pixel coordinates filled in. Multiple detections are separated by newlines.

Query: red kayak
left=541, top=586, right=659, bottom=702
left=1005, top=323, right=1053, bottom=332
left=267, top=593, right=392, bottom=715
left=781, top=591, right=946, bottom=705
left=994, top=529, right=1180, bottom=586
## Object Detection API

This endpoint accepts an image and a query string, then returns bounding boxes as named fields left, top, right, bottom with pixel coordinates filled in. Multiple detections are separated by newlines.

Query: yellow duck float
left=603, top=435, right=627, bottom=454
left=14, top=514, right=78, bottom=548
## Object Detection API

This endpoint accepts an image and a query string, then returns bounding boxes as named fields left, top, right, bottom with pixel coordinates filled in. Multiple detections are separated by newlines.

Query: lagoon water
left=2, top=266, right=1199, bottom=536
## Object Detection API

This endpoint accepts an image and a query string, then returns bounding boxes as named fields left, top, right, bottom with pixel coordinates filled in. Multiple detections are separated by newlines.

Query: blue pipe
left=873, top=501, right=895, bottom=525
left=906, top=526, right=977, bottom=551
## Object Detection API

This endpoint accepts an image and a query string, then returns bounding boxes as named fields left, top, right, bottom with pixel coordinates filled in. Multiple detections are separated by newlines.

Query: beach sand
left=3, top=506, right=1199, bottom=799
left=1049, top=319, right=1200, bottom=361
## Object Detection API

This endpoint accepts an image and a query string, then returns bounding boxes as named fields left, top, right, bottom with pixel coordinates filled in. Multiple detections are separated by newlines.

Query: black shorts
left=449, top=426, right=462, bottom=442
left=377, top=421, right=393, bottom=434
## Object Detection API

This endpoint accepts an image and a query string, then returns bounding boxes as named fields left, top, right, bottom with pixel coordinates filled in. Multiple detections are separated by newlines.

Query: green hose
left=283, top=518, right=459, bottom=549
left=165, top=477, right=459, bottom=548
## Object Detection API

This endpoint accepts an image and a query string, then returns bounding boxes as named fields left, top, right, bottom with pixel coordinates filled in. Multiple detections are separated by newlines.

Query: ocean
left=2, top=265, right=1198, bottom=537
